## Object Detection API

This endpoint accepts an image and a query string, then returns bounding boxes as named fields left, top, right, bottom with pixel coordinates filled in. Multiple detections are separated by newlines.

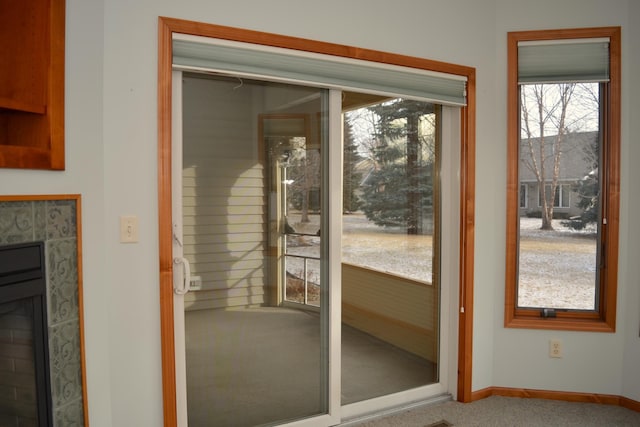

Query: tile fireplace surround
left=0, top=196, right=86, bottom=426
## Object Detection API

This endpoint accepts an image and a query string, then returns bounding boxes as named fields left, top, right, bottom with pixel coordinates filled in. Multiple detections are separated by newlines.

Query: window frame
left=505, top=27, right=621, bottom=332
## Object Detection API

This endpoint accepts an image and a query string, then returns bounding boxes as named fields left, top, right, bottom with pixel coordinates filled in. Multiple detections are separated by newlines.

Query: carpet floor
left=185, top=307, right=435, bottom=426
left=349, top=396, right=640, bottom=427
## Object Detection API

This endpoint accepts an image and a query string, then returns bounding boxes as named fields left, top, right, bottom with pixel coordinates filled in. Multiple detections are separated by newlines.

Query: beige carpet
left=185, top=307, right=435, bottom=426
left=347, top=396, right=640, bottom=427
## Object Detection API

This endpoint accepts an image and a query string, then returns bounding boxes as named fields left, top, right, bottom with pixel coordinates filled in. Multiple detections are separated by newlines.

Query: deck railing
left=283, top=252, right=320, bottom=306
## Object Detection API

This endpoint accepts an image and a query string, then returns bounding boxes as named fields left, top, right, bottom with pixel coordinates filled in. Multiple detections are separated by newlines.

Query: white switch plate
left=120, top=215, right=139, bottom=243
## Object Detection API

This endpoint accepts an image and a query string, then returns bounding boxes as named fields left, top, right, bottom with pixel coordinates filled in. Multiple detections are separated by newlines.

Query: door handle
left=173, top=257, right=191, bottom=295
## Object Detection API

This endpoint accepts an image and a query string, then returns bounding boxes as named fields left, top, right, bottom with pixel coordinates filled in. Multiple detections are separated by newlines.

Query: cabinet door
left=0, top=0, right=65, bottom=170
left=0, top=0, right=48, bottom=114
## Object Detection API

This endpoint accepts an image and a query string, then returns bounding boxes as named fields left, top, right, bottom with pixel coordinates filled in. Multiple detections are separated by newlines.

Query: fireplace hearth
left=0, top=242, right=53, bottom=427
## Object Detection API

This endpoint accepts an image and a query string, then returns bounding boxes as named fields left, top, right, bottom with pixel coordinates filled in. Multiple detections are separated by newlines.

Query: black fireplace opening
left=0, top=242, right=53, bottom=427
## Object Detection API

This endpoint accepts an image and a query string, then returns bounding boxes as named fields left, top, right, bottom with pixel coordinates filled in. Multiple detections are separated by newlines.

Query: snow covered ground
left=518, top=217, right=597, bottom=309
left=286, top=213, right=433, bottom=283
left=286, top=213, right=597, bottom=310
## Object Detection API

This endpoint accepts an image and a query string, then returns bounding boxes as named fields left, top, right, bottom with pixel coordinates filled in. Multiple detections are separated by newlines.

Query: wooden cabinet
left=0, top=0, right=65, bottom=170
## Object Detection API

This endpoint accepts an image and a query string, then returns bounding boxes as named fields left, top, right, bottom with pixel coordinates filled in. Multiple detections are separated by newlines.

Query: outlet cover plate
left=549, top=339, right=563, bottom=358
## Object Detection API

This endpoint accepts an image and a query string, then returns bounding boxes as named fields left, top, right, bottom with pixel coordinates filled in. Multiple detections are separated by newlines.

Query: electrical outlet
left=549, top=339, right=563, bottom=358
left=189, top=276, right=203, bottom=291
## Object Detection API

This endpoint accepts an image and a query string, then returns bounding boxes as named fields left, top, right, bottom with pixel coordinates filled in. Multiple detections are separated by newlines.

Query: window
left=342, top=100, right=440, bottom=284
left=519, top=184, right=527, bottom=208
left=505, top=27, right=620, bottom=331
left=538, top=184, right=570, bottom=208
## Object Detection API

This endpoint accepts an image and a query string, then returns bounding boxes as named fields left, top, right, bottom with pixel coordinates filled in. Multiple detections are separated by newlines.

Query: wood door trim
left=158, top=17, right=177, bottom=427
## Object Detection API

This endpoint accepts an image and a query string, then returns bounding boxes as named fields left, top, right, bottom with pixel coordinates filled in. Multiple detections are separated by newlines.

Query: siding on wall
left=182, top=76, right=267, bottom=311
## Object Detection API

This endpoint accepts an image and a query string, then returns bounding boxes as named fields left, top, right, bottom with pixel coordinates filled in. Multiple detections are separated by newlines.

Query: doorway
left=157, top=17, right=476, bottom=427
left=177, top=75, right=329, bottom=426
left=174, top=72, right=455, bottom=426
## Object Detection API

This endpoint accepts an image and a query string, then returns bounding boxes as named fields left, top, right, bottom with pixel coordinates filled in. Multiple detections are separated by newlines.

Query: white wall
left=0, top=0, right=637, bottom=425
left=492, top=0, right=637, bottom=398
left=0, top=0, right=113, bottom=424
left=621, top=0, right=640, bottom=403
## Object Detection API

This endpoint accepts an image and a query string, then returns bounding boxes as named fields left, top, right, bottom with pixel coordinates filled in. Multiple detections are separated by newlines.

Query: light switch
left=120, top=215, right=139, bottom=243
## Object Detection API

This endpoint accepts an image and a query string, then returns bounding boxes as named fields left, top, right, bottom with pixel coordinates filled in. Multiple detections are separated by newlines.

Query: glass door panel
left=341, top=95, right=441, bottom=404
left=180, top=73, right=328, bottom=426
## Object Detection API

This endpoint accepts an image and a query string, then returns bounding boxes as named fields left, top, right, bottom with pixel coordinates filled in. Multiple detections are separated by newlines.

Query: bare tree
left=520, top=83, right=576, bottom=230
left=287, top=145, right=320, bottom=223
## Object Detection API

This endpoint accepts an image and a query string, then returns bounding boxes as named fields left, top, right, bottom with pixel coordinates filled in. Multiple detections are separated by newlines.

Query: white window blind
left=518, top=38, right=610, bottom=84
left=172, top=34, right=467, bottom=106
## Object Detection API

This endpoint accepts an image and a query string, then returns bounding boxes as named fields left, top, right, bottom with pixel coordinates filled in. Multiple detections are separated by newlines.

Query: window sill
left=505, top=314, right=615, bottom=333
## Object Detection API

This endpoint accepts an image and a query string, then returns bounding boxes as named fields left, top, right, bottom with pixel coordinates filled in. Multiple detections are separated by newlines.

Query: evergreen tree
left=565, top=133, right=599, bottom=230
left=359, top=99, right=435, bottom=234
left=343, top=117, right=362, bottom=213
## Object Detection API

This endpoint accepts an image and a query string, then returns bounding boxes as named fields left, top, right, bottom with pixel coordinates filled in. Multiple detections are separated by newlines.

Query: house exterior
left=0, top=1, right=638, bottom=426
left=519, top=131, right=598, bottom=218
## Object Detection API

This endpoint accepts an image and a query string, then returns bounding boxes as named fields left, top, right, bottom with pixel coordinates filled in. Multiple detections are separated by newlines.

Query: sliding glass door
left=163, top=26, right=469, bottom=426
left=173, top=73, right=331, bottom=426
left=173, top=72, right=453, bottom=425
left=341, top=97, right=441, bottom=405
